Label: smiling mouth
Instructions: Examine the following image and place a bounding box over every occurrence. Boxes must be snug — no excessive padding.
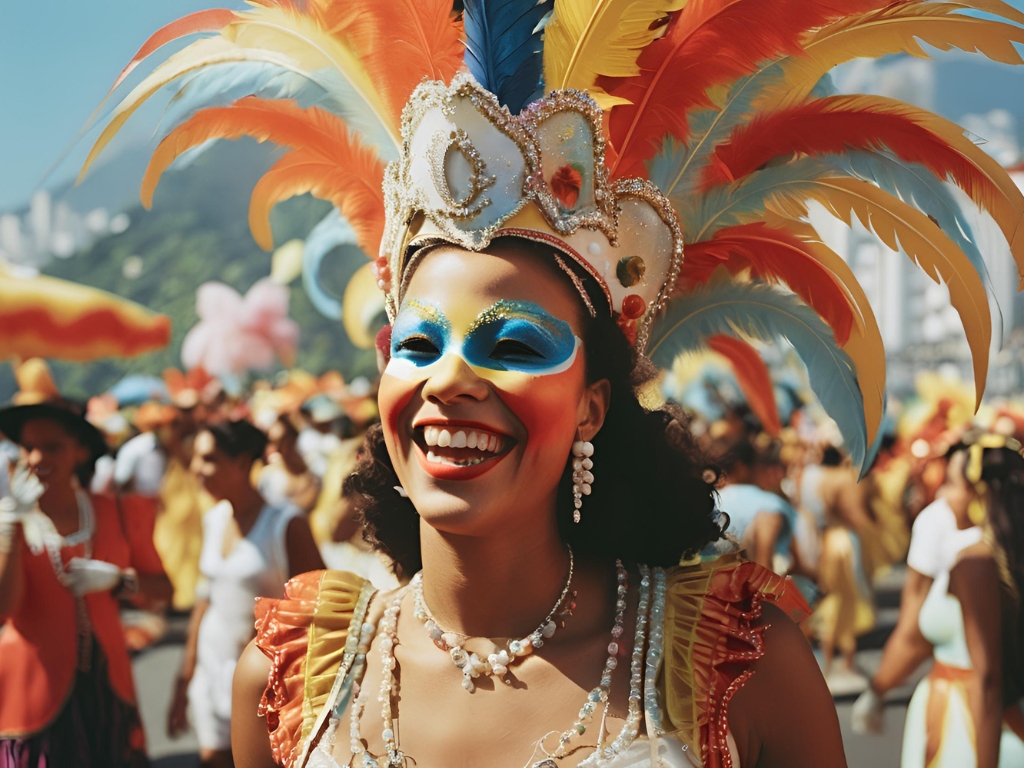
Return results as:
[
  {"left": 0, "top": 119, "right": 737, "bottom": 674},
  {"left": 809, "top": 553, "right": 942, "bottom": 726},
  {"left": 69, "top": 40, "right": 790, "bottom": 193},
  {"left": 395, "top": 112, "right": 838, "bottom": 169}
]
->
[{"left": 412, "top": 424, "right": 515, "bottom": 469}]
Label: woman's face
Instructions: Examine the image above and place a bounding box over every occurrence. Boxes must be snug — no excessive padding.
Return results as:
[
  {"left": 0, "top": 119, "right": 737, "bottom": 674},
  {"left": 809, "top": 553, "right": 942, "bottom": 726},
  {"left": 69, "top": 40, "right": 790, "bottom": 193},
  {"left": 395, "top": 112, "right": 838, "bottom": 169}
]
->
[
  {"left": 20, "top": 418, "right": 90, "bottom": 489},
  {"left": 938, "top": 449, "right": 976, "bottom": 528},
  {"left": 190, "top": 430, "right": 252, "bottom": 500},
  {"left": 377, "top": 244, "right": 608, "bottom": 536}
]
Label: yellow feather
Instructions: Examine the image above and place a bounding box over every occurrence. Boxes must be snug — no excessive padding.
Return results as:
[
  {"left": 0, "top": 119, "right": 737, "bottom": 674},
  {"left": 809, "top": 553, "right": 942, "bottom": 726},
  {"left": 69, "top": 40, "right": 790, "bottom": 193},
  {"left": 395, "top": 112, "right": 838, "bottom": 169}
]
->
[
  {"left": 776, "top": 218, "right": 886, "bottom": 446},
  {"left": 768, "top": 177, "right": 991, "bottom": 407},
  {"left": 342, "top": 262, "right": 386, "bottom": 349},
  {"left": 543, "top": 0, "right": 685, "bottom": 108},
  {"left": 80, "top": 5, "right": 397, "bottom": 184},
  {"left": 762, "top": 3, "right": 1024, "bottom": 112}
]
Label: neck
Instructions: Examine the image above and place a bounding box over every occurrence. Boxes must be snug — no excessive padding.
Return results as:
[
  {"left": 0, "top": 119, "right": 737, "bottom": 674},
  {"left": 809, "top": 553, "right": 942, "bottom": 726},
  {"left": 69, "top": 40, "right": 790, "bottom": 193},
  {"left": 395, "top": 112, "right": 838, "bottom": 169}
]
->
[
  {"left": 418, "top": 512, "right": 571, "bottom": 639},
  {"left": 39, "top": 480, "right": 80, "bottom": 521},
  {"left": 225, "top": 484, "right": 265, "bottom": 522}
]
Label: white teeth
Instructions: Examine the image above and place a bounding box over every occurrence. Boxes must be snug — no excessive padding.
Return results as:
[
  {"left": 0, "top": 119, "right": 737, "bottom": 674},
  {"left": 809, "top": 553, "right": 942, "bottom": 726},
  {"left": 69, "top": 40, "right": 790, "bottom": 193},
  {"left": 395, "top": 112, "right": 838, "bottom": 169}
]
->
[
  {"left": 418, "top": 426, "right": 507, "bottom": 454},
  {"left": 424, "top": 426, "right": 440, "bottom": 446},
  {"left": 426, "top": 450, "right": 486, "bottom": 467}
]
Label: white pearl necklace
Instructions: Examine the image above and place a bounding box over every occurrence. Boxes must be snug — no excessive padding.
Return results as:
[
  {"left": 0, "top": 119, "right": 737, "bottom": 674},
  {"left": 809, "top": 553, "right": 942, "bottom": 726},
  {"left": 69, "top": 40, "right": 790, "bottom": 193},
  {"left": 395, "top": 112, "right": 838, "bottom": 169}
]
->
[
  {"left": 411, "top": 546, "right": 575, "bottom": 692},
  {"left": 346, "top": 561, "right": 656, "bottom": 768}
]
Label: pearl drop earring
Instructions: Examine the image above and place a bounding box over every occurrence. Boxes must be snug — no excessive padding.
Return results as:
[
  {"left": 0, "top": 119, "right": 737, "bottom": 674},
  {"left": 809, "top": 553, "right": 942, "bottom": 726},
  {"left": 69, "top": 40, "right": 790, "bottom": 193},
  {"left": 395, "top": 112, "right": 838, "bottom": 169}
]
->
[{"left": 571, "top": 438, "right": 595, "bottom": 523}]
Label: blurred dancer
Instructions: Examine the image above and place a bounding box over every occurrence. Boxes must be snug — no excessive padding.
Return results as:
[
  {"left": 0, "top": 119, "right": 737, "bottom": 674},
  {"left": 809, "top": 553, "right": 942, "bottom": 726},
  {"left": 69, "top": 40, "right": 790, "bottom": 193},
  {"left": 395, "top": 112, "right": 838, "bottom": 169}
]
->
[
  {"left": 258, "top": 415, "right": 321, "bottom": 513},
  {"left": 716, "top": 439, "right": 798, "bottom": 573},
  {"left": 0, "top": 397, "right": 171, "bottom": 767},
  {"left": 167, "top": 420, "right": 323, "bottom": 768},
  {"left": 805, "top": 447, "right": 876, "bottom": 695}
]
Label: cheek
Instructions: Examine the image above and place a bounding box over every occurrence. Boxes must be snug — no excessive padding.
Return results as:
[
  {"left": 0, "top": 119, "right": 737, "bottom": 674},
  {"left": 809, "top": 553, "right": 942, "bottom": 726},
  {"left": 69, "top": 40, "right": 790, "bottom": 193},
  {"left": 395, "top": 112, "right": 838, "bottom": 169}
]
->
[
  {"left": 378, "top": 371, "right": 421, "bottom": 455},
  {"left": 493, "top": 368, "right": 583, "bottom": 458}
]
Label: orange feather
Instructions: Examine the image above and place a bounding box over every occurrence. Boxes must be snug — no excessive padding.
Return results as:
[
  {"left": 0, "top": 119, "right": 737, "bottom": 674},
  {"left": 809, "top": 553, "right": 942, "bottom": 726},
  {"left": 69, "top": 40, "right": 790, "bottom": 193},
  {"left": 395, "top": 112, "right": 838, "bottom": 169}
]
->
[
  {"left": 604, "top": 0, "right": 890, "bottom": 179},
  {"left": 249, "top": 146, "right": 387, "bottom": 254},
  {"left": 142, "top": 97, "right": 385, "bottom": 251},
  {"left": 706, "top": 334, "right": 782, "bottom": 435},
  {"left": 678, "top": 223, "right": 856, "bottom": 344},
  {"left": 315, "top": 0, "right": 464, "bottom": 128},
  {"left": 702, "top": 95, "right": 1016, "bottom": 214},
  {"left": 108, "top": 9, "right": 237, "bottom": 94}
]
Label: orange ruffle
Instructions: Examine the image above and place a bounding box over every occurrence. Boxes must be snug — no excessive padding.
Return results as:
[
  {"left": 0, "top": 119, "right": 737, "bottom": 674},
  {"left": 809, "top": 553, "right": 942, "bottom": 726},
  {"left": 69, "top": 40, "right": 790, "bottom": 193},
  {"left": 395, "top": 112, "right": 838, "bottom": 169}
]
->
[
  {"left": 659, "top": 553, "right": 809, "bottom": 768},
  {"left": 254, "top": 570, "right": 368, "bottom": 768}
]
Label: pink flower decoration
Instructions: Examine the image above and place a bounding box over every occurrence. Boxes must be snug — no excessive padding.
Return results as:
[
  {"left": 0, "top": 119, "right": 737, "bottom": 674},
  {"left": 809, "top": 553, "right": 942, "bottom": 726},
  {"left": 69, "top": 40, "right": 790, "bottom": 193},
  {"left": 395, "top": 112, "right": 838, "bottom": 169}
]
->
[{"left": 182, "top": 278, "right": 299, "bottom": 378}]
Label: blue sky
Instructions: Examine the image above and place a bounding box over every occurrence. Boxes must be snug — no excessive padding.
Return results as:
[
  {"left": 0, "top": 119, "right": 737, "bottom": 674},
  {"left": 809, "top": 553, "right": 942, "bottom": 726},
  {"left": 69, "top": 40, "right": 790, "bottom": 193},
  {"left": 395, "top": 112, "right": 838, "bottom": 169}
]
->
[{"left": 2, "top": 0, "right": 1024, "bottom": 212}]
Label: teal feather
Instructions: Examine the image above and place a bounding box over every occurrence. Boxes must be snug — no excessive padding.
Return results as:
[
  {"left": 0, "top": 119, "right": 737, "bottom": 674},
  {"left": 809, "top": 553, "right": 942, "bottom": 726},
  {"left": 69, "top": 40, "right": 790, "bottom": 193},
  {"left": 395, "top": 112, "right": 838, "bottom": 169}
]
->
[
  {"left": 647, "top": 69, "right": 790, "bottom": 200},
  {"left": 301, "top": 210, "right": 367, "bottom": 320},
  {"left": 648, "top": 280, "right": 868, "bottom": 470},
  {"left": 826, "top": 150, "right": 991, "bottom": 289},
  {"left": 677, "top": 157, "right": 836, "bottom": 241},
  {"left": 463, "top": 0, "right": 554, "bottom": 113}
]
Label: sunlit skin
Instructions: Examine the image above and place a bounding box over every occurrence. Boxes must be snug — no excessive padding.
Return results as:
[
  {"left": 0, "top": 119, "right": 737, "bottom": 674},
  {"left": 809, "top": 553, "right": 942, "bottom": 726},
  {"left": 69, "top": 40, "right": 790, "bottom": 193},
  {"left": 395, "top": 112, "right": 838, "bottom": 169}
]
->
[
  {"left": 377, "top": 243, "right": 607, "bottom": 539},
  {"left": 190, "top": 429, "right": 255, "bottom": 504},
  {"left": 232, "top": 242, "right": 849, "bottom": 768}
]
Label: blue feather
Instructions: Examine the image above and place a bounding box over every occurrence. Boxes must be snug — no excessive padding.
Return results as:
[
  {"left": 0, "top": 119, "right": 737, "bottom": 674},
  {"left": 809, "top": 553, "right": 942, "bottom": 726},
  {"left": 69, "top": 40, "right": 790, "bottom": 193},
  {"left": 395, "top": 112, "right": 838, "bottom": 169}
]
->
[
  {"left": 463, "top": 0, "right": 553, "bottom": 113},
  {"left": 301, "top": 210, "right": 368, "bottom": 320},
  {"left": 826, "top": 151, "right": 991, "bottom": 289},
  {"left": 648, "top": 280, "right": 868, "bottom": 471},
  {"left": 647, "top": 69, "right": 791, "bottom": 200},
  {"left": 157, "top": 61, "right": 400, "bottom": 161}
]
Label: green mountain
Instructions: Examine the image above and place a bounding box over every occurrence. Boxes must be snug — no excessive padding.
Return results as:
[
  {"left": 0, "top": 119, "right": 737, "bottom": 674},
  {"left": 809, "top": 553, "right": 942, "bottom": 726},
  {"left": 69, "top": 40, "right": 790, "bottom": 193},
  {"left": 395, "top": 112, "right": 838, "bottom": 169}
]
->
[{"left": 0, "top": 140, "right": 379, "bottom": 402}]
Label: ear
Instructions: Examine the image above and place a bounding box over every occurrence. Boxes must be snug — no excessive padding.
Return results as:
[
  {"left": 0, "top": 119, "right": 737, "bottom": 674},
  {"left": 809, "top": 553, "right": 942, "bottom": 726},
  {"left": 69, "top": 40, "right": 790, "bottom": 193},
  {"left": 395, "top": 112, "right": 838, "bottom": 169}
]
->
[{"left": 576, "top": 378, "right": 611, "bottom": 442}]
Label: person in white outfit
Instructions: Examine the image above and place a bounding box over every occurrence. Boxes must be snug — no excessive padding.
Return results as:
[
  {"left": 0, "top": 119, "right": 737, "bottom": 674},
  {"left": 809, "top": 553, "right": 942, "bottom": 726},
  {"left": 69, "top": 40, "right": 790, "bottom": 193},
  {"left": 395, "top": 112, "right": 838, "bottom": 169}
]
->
[{"left": 166, "top": 420, "right": 324, "bottom": 768}]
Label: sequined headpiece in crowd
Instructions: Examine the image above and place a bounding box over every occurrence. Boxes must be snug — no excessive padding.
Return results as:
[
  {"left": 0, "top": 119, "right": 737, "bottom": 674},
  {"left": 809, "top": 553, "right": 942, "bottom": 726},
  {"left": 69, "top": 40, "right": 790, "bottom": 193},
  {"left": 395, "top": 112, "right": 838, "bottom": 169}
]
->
[{"left": 82, "top": 0, "right": 1024, "bottom": 471}]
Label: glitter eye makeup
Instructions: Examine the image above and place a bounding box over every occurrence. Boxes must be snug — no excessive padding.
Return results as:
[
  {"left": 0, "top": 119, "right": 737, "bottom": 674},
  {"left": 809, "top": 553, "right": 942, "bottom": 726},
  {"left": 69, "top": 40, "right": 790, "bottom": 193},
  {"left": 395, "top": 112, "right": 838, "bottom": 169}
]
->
[
  {"left": 462, "top": 300, "right": 579, "bottom": 375},
  {"left": 387, "top": 298, "right": 580, "bottom": 381}
]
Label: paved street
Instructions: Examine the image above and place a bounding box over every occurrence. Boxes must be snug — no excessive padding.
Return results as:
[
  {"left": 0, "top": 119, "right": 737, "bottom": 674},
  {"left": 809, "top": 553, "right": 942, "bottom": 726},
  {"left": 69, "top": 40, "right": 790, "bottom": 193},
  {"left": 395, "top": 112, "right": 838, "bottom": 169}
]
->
[{"left": 132, "top": 569, "right": 920, "bottom": 767}]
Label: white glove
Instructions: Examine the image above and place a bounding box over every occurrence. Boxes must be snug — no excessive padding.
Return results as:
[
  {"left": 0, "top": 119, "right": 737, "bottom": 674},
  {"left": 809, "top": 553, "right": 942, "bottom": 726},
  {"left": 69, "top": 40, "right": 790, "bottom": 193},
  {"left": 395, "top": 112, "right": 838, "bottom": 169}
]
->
[
  {"left": 851, "top": 688, "right": 885, "bottom": 735},
  {"left": 65, "top": 558, "right": 125, "bottom": 596},
  {"left": 0, "top": 464, "right": 45, "bottom": 550}
]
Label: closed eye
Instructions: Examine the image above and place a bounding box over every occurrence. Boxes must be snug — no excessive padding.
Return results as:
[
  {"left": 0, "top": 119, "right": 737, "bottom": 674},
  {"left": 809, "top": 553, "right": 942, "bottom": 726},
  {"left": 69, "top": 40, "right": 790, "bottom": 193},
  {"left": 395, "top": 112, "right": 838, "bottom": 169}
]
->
[
  {"left": 396, "top": 336, "right": 440, "bottom": 356},
  {"left": 491, "top": 339, "right": 543, "bottom": 359}
]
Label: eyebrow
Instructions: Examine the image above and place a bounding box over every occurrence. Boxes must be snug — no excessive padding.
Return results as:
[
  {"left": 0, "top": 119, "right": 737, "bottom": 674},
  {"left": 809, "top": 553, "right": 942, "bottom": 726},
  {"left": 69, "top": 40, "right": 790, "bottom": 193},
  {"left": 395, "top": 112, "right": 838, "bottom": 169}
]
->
[
  {"left": 466, "top": 300, "right": 571, "bottom": 338},
  {"left": 401, "top": 299, "right": 452, "bottom": 333}
]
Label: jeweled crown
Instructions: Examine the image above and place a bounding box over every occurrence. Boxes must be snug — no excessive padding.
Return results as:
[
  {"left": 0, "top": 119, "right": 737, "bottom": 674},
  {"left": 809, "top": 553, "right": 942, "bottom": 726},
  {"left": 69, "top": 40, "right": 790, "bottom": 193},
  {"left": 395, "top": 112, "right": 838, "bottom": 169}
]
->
[{"left": 381, "top": 75, "right": 682, "bottom": 348}]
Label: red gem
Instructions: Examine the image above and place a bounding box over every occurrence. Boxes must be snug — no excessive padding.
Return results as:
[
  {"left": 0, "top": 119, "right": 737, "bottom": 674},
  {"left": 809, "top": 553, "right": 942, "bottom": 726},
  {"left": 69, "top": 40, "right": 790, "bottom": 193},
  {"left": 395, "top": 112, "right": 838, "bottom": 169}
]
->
[
  {"left": 551, "top": 164, "right": 583, "bottom": 210},
  {"left": 621, "top": 294, "right": 646, "bottom": 320}
]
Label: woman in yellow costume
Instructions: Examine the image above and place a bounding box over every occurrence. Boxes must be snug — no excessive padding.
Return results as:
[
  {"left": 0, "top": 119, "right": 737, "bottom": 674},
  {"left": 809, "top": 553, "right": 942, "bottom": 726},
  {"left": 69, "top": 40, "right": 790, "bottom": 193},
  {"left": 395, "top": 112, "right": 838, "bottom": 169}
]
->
[{"left": 83, "top": 0, "right": 1024, "bottom": 764}]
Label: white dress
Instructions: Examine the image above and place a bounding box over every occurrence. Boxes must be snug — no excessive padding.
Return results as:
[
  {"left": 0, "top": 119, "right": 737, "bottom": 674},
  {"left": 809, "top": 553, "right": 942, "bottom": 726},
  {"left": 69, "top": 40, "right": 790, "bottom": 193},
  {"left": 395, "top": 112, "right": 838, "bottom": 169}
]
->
[
  {"left": 901, "top": 530, "right": 1024, "bottom": 768},
  {"left": 188, "top": 500, "right": 301, "bottom": 750}
]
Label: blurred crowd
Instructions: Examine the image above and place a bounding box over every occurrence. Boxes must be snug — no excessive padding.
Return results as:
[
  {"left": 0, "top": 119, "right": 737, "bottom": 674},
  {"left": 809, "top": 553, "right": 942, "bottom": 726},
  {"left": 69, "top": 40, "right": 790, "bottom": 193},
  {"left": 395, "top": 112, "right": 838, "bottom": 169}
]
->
[{"left": 3, "top": 356, "right": 1024, "bottom": 767}]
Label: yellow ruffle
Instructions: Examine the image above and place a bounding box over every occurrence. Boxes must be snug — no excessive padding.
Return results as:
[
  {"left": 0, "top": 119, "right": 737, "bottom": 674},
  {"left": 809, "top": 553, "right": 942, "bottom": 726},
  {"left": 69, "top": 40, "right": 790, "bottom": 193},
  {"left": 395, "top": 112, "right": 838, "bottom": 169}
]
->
[
  {"left": 659, "top": 553, "right": 809, "bottom": 767},
  {"left": 255, "top": 570, "right": 368, "bottom": 768}
]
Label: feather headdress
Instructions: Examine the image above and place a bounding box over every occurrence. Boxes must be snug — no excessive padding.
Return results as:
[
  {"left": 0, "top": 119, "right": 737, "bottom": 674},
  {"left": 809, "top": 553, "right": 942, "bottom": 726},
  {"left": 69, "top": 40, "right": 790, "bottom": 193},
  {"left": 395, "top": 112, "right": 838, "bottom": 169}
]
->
[{"left": 81, "top": 0, "right": 1024, "bottom": 471}]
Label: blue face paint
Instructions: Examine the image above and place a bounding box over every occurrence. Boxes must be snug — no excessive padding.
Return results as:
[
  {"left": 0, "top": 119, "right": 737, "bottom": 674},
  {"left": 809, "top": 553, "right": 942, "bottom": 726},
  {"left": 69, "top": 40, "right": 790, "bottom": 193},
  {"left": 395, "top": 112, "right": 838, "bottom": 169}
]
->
[
  {"left": 462, "top": 300, "right": 578, "bottom": 374},
  {"left": 389, "top": 299, "right": 579, "bottom": 378}
]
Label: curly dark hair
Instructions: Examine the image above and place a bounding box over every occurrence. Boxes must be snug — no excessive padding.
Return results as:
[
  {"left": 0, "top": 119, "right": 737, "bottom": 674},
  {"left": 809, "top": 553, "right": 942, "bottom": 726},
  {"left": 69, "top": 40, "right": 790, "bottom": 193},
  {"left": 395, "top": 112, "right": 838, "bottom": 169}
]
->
[{"left": 343, "top": 245, "right": 724, "bottom": 575}]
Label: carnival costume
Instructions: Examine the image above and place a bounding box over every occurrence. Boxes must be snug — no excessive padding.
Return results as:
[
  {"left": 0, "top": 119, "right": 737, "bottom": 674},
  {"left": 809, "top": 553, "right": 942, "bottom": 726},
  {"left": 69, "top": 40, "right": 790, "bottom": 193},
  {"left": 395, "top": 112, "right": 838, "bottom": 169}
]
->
[
  {"left": 82, "top": 0, "right": 1024, "bottom": 764},
  {"left": 0, "top": 399, "right": 165, "bottom": 768}
]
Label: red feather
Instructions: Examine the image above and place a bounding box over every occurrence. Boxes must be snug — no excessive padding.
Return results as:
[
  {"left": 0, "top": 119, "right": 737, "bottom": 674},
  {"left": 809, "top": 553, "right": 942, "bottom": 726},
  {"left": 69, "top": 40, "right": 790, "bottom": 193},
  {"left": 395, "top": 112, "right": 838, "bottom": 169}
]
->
[
  {"left": 604, "top": 0, "right": 890, "bottom": 179},
  {"left": 701, "top": 94, "right": 1008, "bottom": 204},
  {"left": 706, "top": 334, "right": 782, "bottom": 436},
  {"left": 678, "top": 223, "right": 856, "bottom": 344}
]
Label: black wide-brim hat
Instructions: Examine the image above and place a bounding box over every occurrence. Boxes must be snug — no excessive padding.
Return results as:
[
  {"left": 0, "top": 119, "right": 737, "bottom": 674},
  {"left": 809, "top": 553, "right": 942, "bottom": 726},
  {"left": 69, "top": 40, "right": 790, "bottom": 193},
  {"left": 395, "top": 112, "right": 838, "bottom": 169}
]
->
[{"left": 0, "top": 399, "right": 108, "bottom": 464}]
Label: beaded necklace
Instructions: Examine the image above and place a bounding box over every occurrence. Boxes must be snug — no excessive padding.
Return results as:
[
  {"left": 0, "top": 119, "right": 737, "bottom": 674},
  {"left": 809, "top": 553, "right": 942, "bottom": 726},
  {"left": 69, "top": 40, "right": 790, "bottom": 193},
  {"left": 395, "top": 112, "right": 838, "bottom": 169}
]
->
[
  {"left": 411, "top": 545, "right": 576, "bottom": 691},
  {"left": 347, "top": 561, "right": 655, "bottom": 768}
]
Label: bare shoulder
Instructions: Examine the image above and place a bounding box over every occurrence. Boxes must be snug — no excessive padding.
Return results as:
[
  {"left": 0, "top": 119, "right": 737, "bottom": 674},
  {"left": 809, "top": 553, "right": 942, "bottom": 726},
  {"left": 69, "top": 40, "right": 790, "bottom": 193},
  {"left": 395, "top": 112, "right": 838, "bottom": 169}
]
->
[
  {"left": 951, "top": 542, "right": 999, "bottom": 592},
  {"left": 234, "top": 638, "right": 272, "bottom": 695},
  {"left": 729, "top": 602, "right": 847, "bottom": 768}
]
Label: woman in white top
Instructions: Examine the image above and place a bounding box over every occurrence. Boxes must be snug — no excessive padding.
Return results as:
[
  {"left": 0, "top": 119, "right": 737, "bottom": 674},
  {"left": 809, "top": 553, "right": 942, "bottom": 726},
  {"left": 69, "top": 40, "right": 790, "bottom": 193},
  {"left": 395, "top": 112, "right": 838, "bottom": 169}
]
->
[
  {"left": 900, "top": 437, "right": 1024, "bottom": 768},
  {"left": 167, "top": 420, "right": 324, "bottom": 768}
]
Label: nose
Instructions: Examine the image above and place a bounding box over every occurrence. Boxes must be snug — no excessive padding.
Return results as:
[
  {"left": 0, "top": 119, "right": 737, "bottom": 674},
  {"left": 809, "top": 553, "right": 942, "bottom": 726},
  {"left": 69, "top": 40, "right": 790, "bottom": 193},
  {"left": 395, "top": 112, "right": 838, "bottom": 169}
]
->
[
  {"left": 26, "top": 449, "right": 43, "bottom": 468},
  {"left": 420, "top": 354, "right": 489, "bottom": 406}
]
